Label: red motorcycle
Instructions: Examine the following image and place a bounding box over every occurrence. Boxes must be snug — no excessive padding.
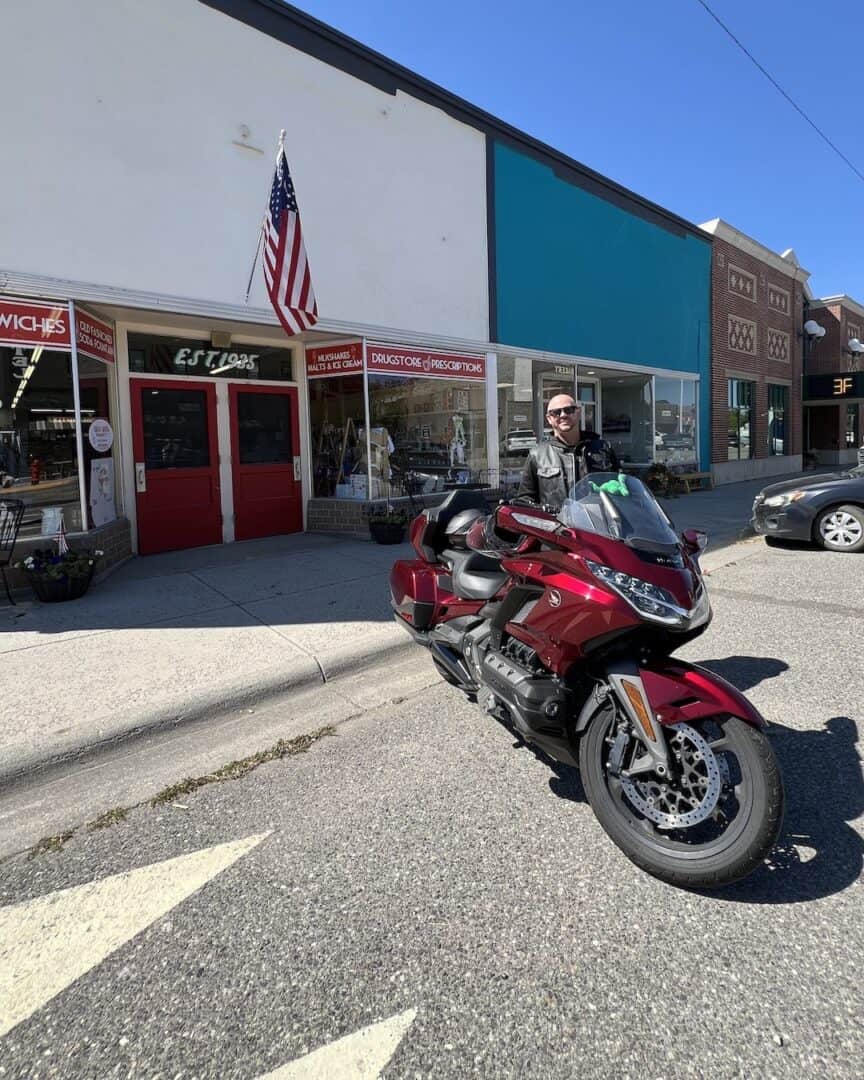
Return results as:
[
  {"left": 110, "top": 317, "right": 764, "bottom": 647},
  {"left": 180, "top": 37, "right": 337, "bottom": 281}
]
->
[{"left": 390, "top": 472, "right": 783, "bottom": 888}]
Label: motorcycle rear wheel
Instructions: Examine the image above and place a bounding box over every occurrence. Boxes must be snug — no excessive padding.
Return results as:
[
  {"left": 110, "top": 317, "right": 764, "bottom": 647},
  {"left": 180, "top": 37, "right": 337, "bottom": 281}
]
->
[{"left": 579, "top": 704, "right": 783, "bottom": 889}]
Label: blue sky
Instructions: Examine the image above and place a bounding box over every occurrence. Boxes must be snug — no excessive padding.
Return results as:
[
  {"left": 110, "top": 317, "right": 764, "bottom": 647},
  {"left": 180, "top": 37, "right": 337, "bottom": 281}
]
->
[{"left": 294, "top": 0, "right": 864, "bottom": 301}]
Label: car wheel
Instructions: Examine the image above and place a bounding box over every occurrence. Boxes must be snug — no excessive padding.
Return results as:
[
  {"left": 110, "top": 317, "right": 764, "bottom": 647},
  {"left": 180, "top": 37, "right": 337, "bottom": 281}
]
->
[{"left": 816, "top": 504, "right": 864, "bottom": 552}]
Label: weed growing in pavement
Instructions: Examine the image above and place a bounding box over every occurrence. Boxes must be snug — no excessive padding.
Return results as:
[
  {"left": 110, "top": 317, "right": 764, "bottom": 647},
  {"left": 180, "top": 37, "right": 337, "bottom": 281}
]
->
[
  {"left": 20, "top": 726, "right": 337, "bottom": 862},
  {"left": 149, "top": 726, "right": 337, "bottom": 806},
  {"left": 28, "top": 832, "right": 75, "bottom": 859},
  {"left": 87, "top": 807, "right": 128, "bottom": 831}
]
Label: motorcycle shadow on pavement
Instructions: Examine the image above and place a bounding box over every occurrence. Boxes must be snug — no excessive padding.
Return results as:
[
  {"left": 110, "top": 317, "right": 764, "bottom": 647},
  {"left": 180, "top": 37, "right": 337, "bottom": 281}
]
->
[
  {"left": 697, "top": 656, "right": 863, "bottom": 903},
  {"left": 706, "top": 714, "right": 863, "bottom": 904}
]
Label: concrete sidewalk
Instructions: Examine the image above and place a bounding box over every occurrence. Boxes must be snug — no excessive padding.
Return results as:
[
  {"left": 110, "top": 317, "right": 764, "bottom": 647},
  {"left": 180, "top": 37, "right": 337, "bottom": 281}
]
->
[{"left": 0, "top": 472, "right": 798, "bottom": 780}]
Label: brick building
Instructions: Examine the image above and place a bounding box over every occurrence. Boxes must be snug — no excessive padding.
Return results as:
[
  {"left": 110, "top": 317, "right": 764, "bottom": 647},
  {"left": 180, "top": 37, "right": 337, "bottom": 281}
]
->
[
  {"left": 801, "top": 295, "right": 864, "bottom": 466},
  {"left": 700, "top": 219, "right": 810, "bottom": 485}
]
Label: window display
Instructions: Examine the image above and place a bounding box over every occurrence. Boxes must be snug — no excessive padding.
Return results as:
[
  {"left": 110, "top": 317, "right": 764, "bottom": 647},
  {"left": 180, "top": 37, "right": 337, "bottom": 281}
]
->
[
  {"left": 308, "top": 343, "right": 488, "bottom": 500},
  {"left": 369, "top": 376, "right": 486, "bottom": 495},
  {"left": 768, "top": 385, "right": 789, "bottom": 456},
  {"left": 497, "top": 356, "right": 577, "bottom": 489},
  {"left": 654, "top": 377, "right": 697, "bottom": 467},
  {"left": 728, "top": 379, "right": 754, "bottom": 460},
  {"left": 601, "top": 375, "right": 653, "bottom": 464},
  {"left": 309, "top": 374, "right": 365, "bottom": 497},
  {"left": 0, "top": 346, "right": 83, "bottom": 537}
]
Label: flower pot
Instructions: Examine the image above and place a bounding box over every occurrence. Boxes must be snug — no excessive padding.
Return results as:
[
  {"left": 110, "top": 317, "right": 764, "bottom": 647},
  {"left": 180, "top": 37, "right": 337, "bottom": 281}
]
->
[
  {"left": 369, "top": 520, "right": 406, "bottom": 545},
  {"left": 29, "top": 568, "right": 94, "bottom": 603}
]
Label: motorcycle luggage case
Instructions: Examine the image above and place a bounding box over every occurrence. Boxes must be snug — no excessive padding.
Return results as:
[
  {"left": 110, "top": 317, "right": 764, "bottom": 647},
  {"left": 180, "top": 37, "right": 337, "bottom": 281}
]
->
[{"left": 390, "top": 559, "right": 438, "bottom": 631}]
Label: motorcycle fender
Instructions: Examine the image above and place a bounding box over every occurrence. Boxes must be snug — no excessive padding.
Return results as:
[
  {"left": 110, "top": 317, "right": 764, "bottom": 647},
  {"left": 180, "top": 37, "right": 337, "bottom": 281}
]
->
[
  {"left": 639, "top": 660, "right": 767, "bottom": 730},
  {"left": 571, "top": 660, "right": 767, "bottom": 737}
]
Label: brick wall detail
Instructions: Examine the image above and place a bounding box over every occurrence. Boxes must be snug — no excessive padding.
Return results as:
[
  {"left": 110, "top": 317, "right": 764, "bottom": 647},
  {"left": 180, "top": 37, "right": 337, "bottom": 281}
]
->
[{"left": 710, "top": 237, "right": 803, "bottom": 465}]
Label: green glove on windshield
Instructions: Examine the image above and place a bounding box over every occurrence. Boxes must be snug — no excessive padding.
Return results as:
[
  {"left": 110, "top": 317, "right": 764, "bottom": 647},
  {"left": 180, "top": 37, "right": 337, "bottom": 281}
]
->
[{"left": 589, "top": 473, "right": 630, "bottom": 497}]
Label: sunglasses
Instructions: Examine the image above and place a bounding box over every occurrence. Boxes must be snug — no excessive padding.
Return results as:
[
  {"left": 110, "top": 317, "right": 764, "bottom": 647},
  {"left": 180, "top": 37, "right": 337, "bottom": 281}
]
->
[{"left": 547, "top": 405, "right": 578, "bottom": 418}]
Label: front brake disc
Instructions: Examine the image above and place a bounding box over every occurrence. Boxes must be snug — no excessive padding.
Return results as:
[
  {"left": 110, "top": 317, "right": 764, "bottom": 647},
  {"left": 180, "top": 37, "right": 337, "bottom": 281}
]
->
[{"left": 620, "top": 722, "right": 723, "bottom": 830}]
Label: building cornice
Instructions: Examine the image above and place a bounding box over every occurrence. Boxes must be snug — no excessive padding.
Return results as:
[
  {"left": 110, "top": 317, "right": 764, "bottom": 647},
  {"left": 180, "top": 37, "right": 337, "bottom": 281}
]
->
[
  {"left": 809, "top": 295, "right": 864, "bottom": 320},
  {"left": 699, "top": 218, "right": 811, "bottom": 284}
]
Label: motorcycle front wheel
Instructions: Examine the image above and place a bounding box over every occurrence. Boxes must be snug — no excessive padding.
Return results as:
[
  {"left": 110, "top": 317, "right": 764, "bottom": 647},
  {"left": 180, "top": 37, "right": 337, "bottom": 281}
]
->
[{"left": 579, "top": 704, "right": 784, "bottom": 889}]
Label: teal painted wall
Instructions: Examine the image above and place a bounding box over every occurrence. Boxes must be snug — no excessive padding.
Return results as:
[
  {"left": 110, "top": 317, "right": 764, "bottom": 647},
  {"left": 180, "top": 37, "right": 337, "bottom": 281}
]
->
[{"left": 493, "top": 142, "right": 712, "bottom": 465}]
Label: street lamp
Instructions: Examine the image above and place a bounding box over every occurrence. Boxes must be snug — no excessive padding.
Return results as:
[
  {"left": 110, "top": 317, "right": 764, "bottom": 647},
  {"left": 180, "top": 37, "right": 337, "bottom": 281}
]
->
[
  {"left": 843, "top": 337, "right": 864, "bottom": 369},
  {"left": 802, "top": 319, "right": 827, "bottom": 339}
]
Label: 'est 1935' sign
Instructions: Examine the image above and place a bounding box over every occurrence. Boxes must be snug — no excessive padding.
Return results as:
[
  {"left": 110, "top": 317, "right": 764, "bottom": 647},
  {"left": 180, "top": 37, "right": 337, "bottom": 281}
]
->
[{"left": 173, "top": 348, "right": 259, "bottom": 372}]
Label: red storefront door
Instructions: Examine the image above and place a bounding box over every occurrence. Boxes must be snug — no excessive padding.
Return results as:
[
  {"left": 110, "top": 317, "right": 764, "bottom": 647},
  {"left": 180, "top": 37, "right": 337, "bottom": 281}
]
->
[
  {"left": 131, "top": 380, "right": 222, "bottom": 555},
  {"left": 229, "top": 385, "right": 302, "bottom": 541}
]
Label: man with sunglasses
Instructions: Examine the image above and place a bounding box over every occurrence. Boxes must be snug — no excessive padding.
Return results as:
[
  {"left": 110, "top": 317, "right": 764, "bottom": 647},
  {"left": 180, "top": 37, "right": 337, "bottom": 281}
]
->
[{"left": 517, "top": 394, "right": 619, "bottom": 510}]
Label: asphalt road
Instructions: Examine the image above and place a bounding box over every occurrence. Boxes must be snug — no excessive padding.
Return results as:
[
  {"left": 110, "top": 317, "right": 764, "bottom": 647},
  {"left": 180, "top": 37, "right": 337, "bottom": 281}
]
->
[{"left": 0, "top": 539, "right": 862, "bottom": 1079}]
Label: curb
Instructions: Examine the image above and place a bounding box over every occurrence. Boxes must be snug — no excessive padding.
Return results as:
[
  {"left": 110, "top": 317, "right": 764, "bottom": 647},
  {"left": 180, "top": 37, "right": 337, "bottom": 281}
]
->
[
  {"left": 2, "top": 527, "right": 764, "bottom": 787},
  {"left": 0, "top": 624, "right": 417, "bottom": 788}
]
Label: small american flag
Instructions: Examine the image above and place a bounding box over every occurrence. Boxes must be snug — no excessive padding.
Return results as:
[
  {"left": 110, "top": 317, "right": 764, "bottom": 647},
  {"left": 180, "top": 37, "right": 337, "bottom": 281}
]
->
[
  {"left": 55, "top": 514, "right": 69, "bottom": 555},
  {"left": 262, "top": 139, "right": 318, "bottom": 335}
]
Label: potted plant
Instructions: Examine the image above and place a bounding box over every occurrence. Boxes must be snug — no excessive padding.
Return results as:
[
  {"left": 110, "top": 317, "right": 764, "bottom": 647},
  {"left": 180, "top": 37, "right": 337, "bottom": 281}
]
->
[
  {"left": 16, "top": 548, "right": 103, "bottom": 603},
  {"left": 367, "top": 502, "right": 409, "bottom": 544},
  {"left": 644, "top": 463, "right": 674, "bottom": 498}
]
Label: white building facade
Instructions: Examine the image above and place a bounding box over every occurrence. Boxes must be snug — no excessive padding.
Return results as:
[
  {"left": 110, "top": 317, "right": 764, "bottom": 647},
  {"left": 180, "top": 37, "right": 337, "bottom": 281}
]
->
[{"left": 2, "top": 0, "right": 712, "bottom": 564}]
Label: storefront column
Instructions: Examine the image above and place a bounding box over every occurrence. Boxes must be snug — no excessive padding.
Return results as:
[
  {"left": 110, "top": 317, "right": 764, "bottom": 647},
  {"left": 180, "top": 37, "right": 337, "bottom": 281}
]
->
[
  {"left": 67, "top": 302, "right": 90, "bottom": 535},
  {"left": 361, "top": 337, "right": 374, "bottom": 502},
  {"left": 215, "top": 381, "right": 235, "bottom": 544},
  {"left": 485, "top": 351, "right": 499, "bottom": 488}
]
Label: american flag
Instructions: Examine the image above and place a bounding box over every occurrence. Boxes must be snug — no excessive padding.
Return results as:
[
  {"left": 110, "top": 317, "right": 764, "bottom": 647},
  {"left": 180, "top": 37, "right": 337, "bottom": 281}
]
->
[{"left": 263, "top": 143, "right": 318, "bottom": 335}]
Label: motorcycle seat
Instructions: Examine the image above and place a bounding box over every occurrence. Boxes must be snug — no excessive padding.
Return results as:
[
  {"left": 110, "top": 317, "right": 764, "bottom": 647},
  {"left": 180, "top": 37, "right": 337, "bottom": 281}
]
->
[{"left": 444, "top": 549, "right": 508, "bottom": 600}]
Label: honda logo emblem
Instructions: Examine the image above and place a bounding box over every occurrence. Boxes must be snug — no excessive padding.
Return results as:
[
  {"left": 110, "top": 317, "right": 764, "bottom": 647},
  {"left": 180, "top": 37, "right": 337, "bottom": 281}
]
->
[{"left": 548, "top": 590, "right": 562, "bottom": 608}]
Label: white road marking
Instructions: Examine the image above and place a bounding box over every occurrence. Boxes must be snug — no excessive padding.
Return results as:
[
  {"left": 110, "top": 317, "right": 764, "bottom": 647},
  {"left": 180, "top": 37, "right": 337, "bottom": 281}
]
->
[
  {"left": 259, "top": 1009, "right": 417, "bottom": 1079},
  {"left": 0, "top": 832, "right": 270, "bottom": 1039}
]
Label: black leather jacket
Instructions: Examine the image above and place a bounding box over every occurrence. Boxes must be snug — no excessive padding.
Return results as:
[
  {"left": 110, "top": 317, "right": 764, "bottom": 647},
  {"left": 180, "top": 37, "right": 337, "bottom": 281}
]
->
[{"left": 517, "top": 433, "right": 619, "bottom": 510}]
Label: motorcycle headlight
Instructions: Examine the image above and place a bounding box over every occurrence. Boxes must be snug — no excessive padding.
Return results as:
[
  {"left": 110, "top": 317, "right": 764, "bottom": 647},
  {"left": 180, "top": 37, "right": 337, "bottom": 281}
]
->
[
  {"left": 763, "top": 491, "right": 806, "bottom": 508},
  {"left": 585, "top": 559, "right": 708, "bottom": 628}
]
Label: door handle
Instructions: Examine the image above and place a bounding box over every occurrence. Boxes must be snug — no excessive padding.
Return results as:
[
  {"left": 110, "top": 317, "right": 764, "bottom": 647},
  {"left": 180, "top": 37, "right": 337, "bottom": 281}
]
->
[
  {"left": 135, "top": 462, "right": 147, "bottom": 493},
  {"left": 293, "top": 456, "right": 301, "bottom": 481}
]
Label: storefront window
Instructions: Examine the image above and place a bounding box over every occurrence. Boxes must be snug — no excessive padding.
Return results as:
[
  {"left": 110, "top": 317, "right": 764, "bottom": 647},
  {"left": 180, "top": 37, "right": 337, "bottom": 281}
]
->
[
  {"left": 728, "top": 379, "right": 754, "bottom": 460},
  {"left": 602, "top": 374, "right": 652, "bottom": 463},
  {"left": 654, "top": 378, "right": 697, "bottom": 466},
  {"left": 309, "top": 374, "right": 365, "bottom": 497},
  {"left": 370, "top": 376, "right": 486, "bottom": 497},
  {"left": 0, "top": 346, "right": 83, "bottom": 537},
  {"left": 128, "top": 334, "right": 294, "bottom": 381},
  {"left": 497, "top": 357, "right": 576, "bottom": 485},
  {"left": 767, "top": 384, "right": 789, "bottom": 456}
]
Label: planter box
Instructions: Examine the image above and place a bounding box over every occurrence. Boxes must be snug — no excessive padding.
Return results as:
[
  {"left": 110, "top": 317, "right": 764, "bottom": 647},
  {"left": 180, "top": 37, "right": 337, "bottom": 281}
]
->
[
  {"left": 369, "top": 521, "right": 406, "bottom": 545},
  {"left": 29, "top": 568, "right": 94, "bottom": 603}
]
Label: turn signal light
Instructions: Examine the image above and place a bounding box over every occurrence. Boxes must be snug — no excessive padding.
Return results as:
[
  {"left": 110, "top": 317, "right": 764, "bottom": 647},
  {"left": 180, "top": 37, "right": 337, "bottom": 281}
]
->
[{"left": 622, "top": 679, "right": 656, "bottom": 742}]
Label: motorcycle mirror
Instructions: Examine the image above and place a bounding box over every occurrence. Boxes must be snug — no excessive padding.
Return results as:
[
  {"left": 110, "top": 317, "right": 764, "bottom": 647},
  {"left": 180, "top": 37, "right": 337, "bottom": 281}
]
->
[{"left": 682, "top": 528, "right": 709, "bottom": 553}]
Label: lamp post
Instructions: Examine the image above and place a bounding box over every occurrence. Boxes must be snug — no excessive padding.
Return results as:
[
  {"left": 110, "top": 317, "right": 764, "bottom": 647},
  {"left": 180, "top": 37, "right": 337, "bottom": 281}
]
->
[{"left": 843, "top": 338, "right": 864, "bottom": 370}]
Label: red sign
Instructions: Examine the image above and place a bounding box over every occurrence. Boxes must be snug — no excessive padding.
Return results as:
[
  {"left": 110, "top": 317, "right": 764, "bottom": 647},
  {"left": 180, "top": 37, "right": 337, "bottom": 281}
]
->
[
  {"left": 367, "top": 344, "right": 486, "bottom": 381},
  {"left": 0, "top": 297, "right": 71, "bottom": 349},
  {"left": 75, "top": 308, "right": 115, "bottom": 364},
  {"left": 306, "top": 341, "right": 363, "bottom": 379}
]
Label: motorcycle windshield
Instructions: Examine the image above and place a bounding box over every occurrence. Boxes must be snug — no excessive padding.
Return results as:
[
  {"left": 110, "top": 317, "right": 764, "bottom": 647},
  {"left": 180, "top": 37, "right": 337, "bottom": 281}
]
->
[{"left": 558, "top": 472, "right": 680, "bottom": 551}]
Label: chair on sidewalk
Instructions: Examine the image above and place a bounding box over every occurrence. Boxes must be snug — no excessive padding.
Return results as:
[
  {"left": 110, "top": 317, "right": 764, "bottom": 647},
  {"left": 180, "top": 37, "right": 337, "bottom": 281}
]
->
[{"left": 0, "top": 498, "right": 26, "bottom": 605}]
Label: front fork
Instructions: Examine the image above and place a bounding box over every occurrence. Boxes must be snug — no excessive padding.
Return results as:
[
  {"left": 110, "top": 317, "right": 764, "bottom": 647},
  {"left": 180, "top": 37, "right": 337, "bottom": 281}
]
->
[{"left": 603, "top": 666, "right": 673, "bottom": 779}]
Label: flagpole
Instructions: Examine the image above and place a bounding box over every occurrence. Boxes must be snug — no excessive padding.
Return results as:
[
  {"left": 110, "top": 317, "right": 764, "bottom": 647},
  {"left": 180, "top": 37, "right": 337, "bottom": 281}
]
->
[{"left": 244, "top": 129, "right": 287, "bottom": 305}]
